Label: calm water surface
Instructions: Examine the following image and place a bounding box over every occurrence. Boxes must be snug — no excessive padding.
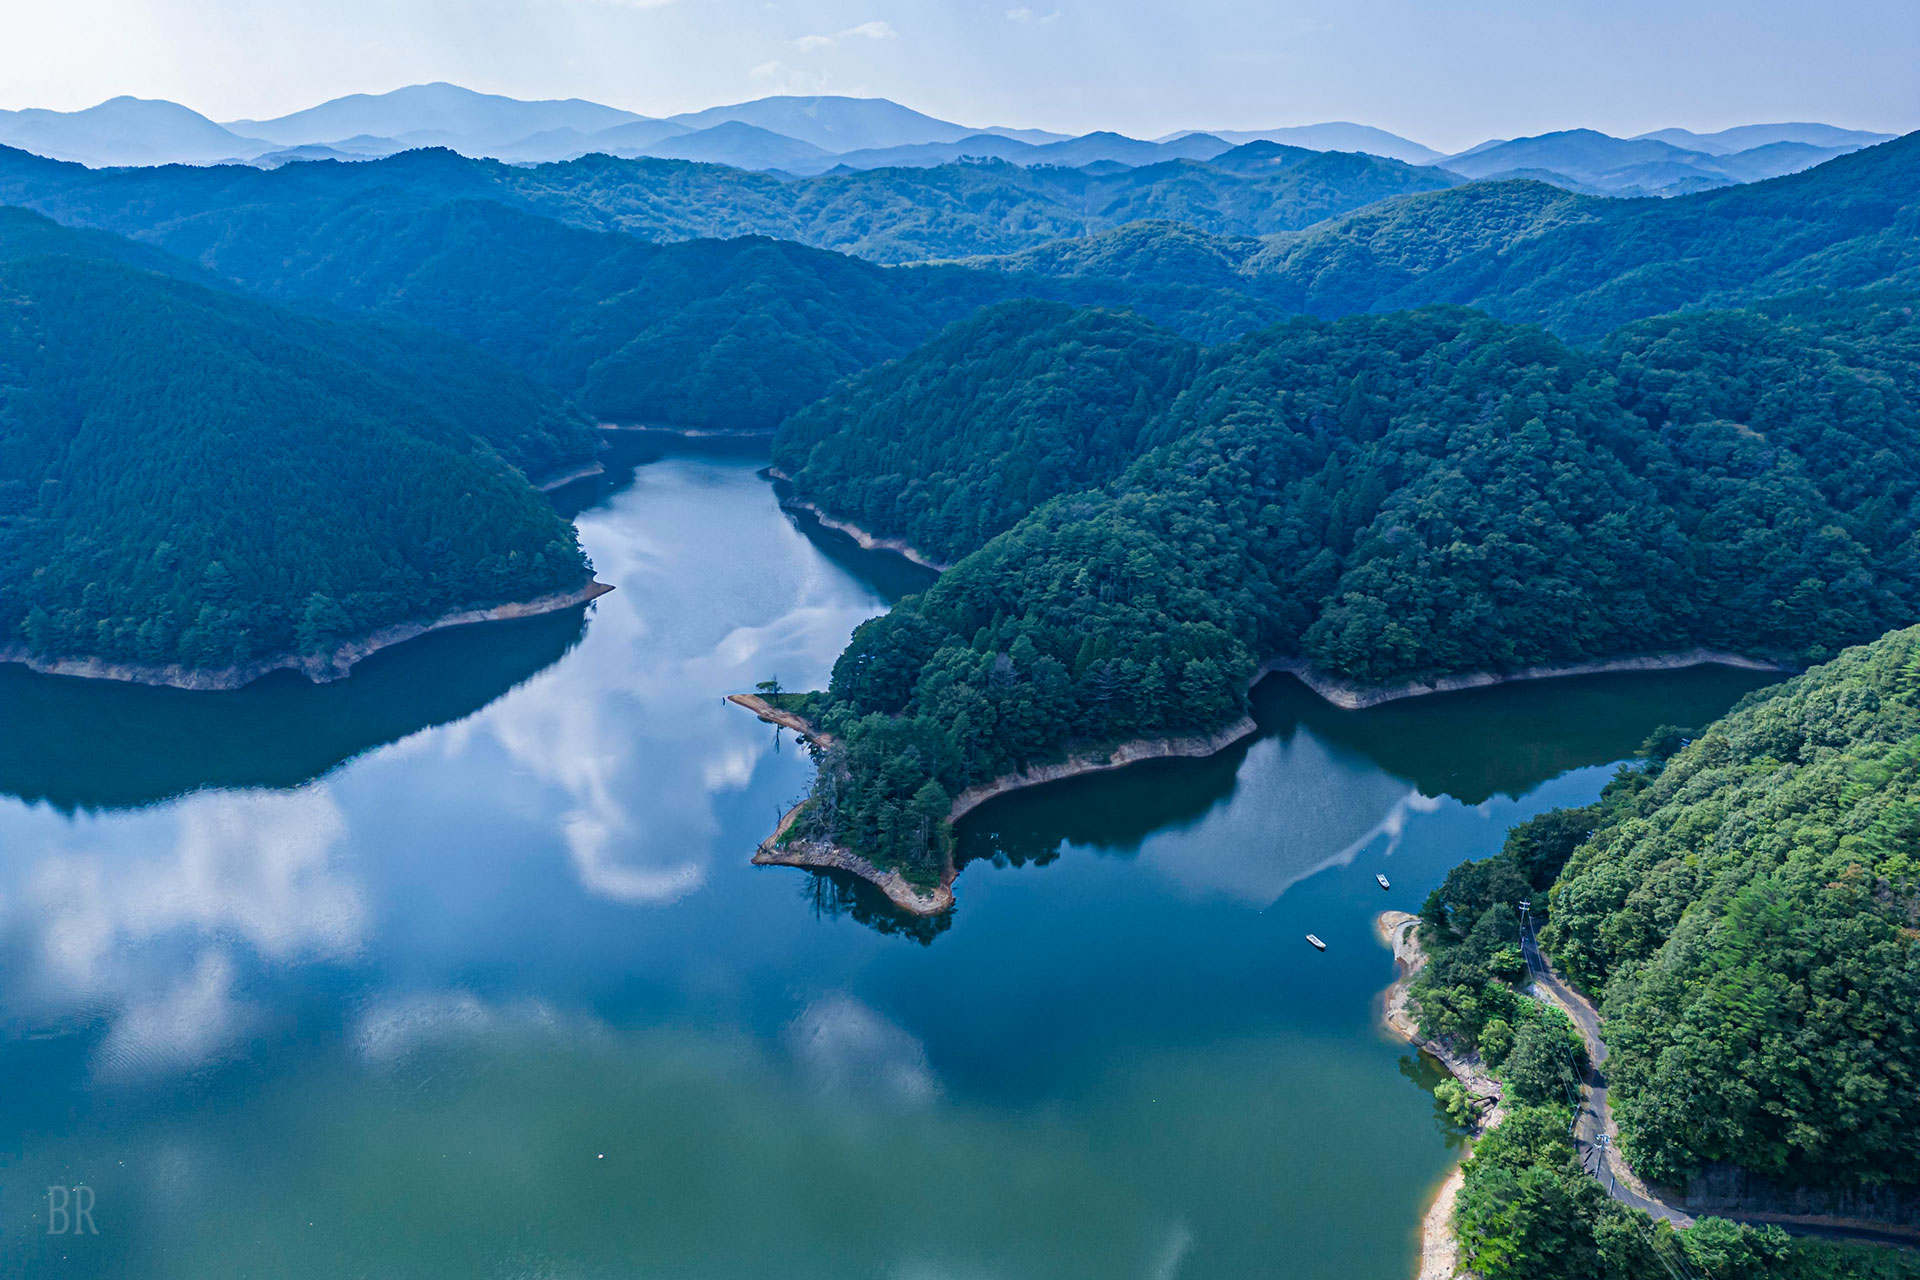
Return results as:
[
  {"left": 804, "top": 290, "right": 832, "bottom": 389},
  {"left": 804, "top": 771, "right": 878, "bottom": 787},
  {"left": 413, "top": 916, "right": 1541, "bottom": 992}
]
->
[{"left": 0, "top": 437, "right": 1779, "bottom": 1279}]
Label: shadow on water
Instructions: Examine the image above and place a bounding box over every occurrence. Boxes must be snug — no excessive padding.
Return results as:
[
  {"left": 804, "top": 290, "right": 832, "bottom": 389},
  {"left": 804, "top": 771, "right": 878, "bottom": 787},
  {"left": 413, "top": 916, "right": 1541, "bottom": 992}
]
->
[
  {"left": 797, "top": 868, "right": 953, "bottom": 945},
  {"left": 767, "top": 476, "right": 943, "bottom": 604},
  {"left": 0, "top": 606, "right": 592, "bottom": 813},
  {"left": 1269, "top": 664, "right": 1785, "bottom": 805},
  {"left": 951, "top": 661, "right": 1784, "bottom": 878}
]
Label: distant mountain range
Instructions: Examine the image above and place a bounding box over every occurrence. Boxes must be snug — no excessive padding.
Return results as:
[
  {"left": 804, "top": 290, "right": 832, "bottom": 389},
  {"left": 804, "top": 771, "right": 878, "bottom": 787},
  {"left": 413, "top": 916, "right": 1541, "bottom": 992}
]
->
[
  {"left": 0, "top": 83, "right": 1898, "bottom": 202},
  {"left": 1434, "top": 126, "right": 1894, "bottom": 196}
]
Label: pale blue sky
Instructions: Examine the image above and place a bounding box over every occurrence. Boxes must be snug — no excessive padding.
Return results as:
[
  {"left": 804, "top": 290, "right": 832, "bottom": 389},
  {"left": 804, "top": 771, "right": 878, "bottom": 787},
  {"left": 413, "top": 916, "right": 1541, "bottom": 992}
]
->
[{"left": 5, "top": 0, "right": 1915, "bottom": 151}]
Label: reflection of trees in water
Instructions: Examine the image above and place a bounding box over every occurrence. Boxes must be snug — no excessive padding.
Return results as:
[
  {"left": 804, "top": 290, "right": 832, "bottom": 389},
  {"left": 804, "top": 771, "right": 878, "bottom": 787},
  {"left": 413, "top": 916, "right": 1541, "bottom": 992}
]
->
[
  {"left": 1264, "top": 667, "right": 1781, "bottom": 806},
  {"left": 0, "top": 606, "right": 590, "bottom": 813},
  {"left": 955, "top": 738, "right": 1260, "bottom": 871},
  {"left": 1398, "top": 1051, "right": 1476, "bottom": 1152},
  {"left": 798, "top": 869, "right": 951, "bottom": 946},
  {"left": 947, "top": 665, "right": 1779, "bottom": 894}
]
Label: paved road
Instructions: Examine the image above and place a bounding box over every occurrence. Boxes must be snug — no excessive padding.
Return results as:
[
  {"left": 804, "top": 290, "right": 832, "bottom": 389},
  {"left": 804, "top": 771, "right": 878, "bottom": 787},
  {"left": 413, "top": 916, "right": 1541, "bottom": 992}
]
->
[
  {"left": 1519, "top": 926, "right": 1693, "bottom": 1225},
  {"left": 1520, "top": 920, "right": 1920, "bottom": 1250}
]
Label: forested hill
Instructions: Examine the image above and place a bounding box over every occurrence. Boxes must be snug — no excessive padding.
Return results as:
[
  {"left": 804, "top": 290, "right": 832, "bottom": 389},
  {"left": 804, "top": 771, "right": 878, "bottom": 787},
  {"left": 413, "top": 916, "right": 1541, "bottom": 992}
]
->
[
  {"left": 969, "top": 134, "right": 1920, "bottom": 338},
  {"left": 0, "top": 136, "right": 1909, "bottom": 434},
  {"left": 1401, "top": 631, "right": 1919, "bottom": 1277},
  {"left": 0, "top": 210, "right": 595, "bottom": 673},
  {"left": 0, "top": 163, "right": 1279, "bottom": 428},
  {"left": 772, "top": 301, "right": 1199, "bottom": 562},
  {"left": 0, "top": 139, "right": 1457, "bottom": 265},
  {"left": 772, "top": 296, "right": 1920, "bottom": 875},
  {"left": 1543, "top": 627, "right": 1920, "bottom": 1189}
]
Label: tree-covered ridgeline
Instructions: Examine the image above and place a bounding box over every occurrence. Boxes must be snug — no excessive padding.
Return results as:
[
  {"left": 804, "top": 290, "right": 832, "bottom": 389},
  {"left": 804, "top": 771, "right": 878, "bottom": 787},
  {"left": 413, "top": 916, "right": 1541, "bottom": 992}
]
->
[
  {"left": 771, "top": 294, "right": 1920, "bottom": 879},
  {"left": 0, "top": 131, "right": 1912, "bottom": 434},
  {"left": 0, "top": 138, "right": 1459, "bottom": 266},
  {"left": 0, "top": 178, "right": 1277, "bottom": 431},
  {"left": 1543, "top": 626, "right": 1920, "bottom": 1190},
  {"left": 0, "top": 211, "right": 595, "bottom": 671},
  {"left": 972, "top": 132, "right": 1920, "bottom": 340},
  {"left": 1407, "top": 630, "right": 1920, "bottom": 1276},
  {"left": 772, "top": 301, "right": 1198, "bottom": 563}
]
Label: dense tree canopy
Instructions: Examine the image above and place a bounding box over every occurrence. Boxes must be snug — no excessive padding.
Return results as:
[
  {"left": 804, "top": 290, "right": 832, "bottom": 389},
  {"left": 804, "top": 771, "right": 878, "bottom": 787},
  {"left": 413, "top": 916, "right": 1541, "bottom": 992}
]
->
[
  {"left": 1545, "top": 627, "right": 1920, "bottom": 1188},
  {"left": 774, "top": 297, "right": 1920, "bottom": 880},
  {"left": 0, "top": 139, "right": 1458, "bottom": 266},
  {"left": 0, "top": 211, "right": 594, "bottom": 670},
  {"left": 773, "top": 300, "right": 1198, "bottom": 562},
  {"left": 1424, "top": 632, "right": 1920, "bottom": 1273}
]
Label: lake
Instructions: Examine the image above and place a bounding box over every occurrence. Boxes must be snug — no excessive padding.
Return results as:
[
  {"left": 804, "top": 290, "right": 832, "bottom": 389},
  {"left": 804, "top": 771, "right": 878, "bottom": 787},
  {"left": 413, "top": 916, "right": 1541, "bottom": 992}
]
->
[{"left": 0, "top": 435, "right": 1779, "bottom": 1279}]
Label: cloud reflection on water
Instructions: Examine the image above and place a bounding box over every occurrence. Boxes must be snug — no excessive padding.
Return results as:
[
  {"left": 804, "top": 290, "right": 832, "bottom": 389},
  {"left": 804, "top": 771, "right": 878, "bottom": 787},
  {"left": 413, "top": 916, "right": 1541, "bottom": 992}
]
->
[
  {"left": 1, "top": 786, "right": 363, "bottom": 1078},
  {"left": 1136, "top": 729, "right": 1427, "bottom": 908}
]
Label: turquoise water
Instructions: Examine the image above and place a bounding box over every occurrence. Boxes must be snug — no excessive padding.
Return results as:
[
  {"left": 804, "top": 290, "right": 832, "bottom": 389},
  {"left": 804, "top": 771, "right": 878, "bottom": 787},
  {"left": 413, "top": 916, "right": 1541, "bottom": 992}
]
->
[{"left": 0, "top": 436, "right": 1778, "bottom": 1278}]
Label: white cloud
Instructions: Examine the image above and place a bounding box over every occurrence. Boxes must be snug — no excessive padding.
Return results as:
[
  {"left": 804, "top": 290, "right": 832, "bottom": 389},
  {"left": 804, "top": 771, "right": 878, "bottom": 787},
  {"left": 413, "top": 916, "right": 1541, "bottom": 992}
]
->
[
  {"left": 0, "top": 786, "right": 365, "bottom": 1080},
  {"left": 792, "top": 19, "right": 898, "bottom": 52},
  {"left": 1005, "top": 7, "right": 1061, "bottom": 24}
]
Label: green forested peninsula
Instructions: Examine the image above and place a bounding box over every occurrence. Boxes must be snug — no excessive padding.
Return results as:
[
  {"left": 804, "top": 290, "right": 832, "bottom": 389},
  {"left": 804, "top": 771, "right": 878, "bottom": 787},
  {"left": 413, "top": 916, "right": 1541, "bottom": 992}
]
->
[
  {"left": 773, "top": 295, "right": 1920, "bottom": 876},
  {"left": 0, "top": 211, "right": 595, "bottom": 673}
]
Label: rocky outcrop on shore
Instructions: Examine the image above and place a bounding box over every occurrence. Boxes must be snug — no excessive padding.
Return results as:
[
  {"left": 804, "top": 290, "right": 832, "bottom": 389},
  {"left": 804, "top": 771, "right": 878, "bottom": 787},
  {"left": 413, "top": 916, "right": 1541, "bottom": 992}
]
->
[
  {"left": 0, "top": 581, "right": 614, "bottom": 692},
  {"left": 752, "top": 802, "right": 956, "bottom": 916}
]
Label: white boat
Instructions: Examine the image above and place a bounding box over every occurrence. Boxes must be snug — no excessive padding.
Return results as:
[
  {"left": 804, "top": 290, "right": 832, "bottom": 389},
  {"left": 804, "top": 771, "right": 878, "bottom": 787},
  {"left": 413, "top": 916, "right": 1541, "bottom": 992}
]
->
[
  {"left": 1306, "top": 934, "right": 1327, "bottom": 951},
  {"left": 1377, "top": 873, "right": 1391, "bottom": 890}
]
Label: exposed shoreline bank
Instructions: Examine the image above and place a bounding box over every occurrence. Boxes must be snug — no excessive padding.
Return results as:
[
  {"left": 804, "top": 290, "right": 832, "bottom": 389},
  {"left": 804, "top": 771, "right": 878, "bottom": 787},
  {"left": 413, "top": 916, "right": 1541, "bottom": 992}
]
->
[
  {"left": 751, "top": 800, "right": 956, "bottom": 916},
  {"left": 598, "top": 421, "right": 777, "bottom": 438},
  {"left": 0, "top": 581, "right": 615, "bottom": 692},
  {"left": 533, "top": 460, "right": 607, "bottom": 491},
  {"left": 948, "top": 718, "right": 1258, "bottom": 821},
  {"left": 1377, "top": 909, "right": 1506, "bottom": 1280},
  {"left": 763, "top": 471, "right": 953, "bottom": 571},
  {"left": 1266, "top": 649, "right": 1792, "bottom": 711},
  {"left": 728, "top": 694, "right": 1257, "bottom": 910}
]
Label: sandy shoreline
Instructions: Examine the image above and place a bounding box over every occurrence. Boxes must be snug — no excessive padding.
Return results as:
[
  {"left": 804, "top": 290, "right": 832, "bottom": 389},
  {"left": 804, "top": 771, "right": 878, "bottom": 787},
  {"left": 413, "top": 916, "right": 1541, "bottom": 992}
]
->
[
  {"left": 1377, "top": 910, "right": 1507, "bottom": 1280},
  {"left": 0, "top": 580, "right": 614, "bottom": 692}
]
